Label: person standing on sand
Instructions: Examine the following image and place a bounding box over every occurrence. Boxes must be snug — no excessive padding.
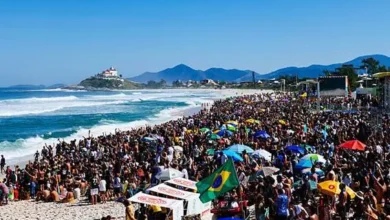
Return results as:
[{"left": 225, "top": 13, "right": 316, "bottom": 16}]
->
[
  {"left": 0, "top": 155, "right": 5, "bottom": 174},
  {"left": 124, "top": 200, "right": 136, "bottom": 220}
]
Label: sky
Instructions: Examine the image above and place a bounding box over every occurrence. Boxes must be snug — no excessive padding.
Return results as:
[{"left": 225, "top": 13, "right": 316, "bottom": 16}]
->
[{"left": 0, "top": 0, "right": 390, "bottom": 86}]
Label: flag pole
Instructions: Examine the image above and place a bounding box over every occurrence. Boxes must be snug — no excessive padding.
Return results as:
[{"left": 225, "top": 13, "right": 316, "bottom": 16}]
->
[{"left": 234, "top": 160, "right": 245, "bottom": 219}]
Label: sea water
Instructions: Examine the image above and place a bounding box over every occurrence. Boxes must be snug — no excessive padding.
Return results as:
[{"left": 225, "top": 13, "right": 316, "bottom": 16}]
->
[{"left": 0, "top": 88, "right": 223, "bottom": 164}]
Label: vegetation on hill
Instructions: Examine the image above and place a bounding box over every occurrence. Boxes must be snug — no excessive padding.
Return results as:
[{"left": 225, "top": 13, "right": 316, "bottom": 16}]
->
[{"left": 79, "top": 77, "right": 140, "bottom": 90}]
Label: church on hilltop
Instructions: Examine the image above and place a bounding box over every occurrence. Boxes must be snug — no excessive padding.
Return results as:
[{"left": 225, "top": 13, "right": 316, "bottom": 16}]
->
[{"left": 97, "top": 67, "right": 120, "bottom": 78}]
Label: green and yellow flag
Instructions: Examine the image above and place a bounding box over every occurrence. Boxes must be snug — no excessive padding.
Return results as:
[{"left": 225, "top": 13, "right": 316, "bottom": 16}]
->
[{"left": 196, "top": 159, "right": 239, "bottom": 203}]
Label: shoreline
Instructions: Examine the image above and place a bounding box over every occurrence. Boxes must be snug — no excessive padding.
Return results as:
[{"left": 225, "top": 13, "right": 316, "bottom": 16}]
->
[
  {"left": 1, "top": 89, "right": 269, "bottom": 175},
  {"left": 0, "top": 89, "right": 269, "bottom": 220}
]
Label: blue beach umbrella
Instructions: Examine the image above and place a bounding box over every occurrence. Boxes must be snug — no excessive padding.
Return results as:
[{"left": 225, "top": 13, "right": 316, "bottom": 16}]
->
[
  {"left": 285, "top": 145, "right": 305, "bottom": 154},
  {"left": 227, "top": 144, "right": 254, "bottom": 154},
  {"left": 217, "top": 129, "right": 233, "bottom": 137},
  {"left": 222, "top": 150, "right": 244, "bottom": 162},
  {"left": 295, "top": 159, "right": 314, "bottom": 169},
  {"left": 254, "top": 130, "right": 270, "bottom": 139}
]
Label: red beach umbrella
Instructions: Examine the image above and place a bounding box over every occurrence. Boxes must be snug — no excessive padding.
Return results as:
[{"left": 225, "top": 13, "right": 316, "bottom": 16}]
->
[{"left": 339, "top": 140, "right": 366, "bottom": 151}]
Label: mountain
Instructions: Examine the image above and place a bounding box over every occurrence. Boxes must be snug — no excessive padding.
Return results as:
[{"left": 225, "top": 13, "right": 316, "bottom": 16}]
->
[
  {"left": 258, "top": 54, "right": 390, "bottom": 79},
  {"left": 128, "top": 54, "right": 390, "bottom": 83},
  {"left": 129, "top": 64, "right": 251, "bottom": 83}
]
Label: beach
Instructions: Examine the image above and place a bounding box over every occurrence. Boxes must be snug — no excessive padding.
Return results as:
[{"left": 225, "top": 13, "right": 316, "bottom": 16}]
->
[
  {"left": 0, "top": 89, "right": 268, "bottom": 220},
  {"left": 0, "top": 88, "right": 268, "bottom": 168},
  {"left": 0, "top": 200, "right": 124, "bottom": 220}
]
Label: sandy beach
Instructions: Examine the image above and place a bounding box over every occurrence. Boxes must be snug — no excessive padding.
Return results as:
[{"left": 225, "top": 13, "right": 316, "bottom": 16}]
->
[
  {"left": 0, "top": 200, "right": 124, "bottom": 220},
  {"left": 0, "top": 89, "right": 271, "bottom": 220}
]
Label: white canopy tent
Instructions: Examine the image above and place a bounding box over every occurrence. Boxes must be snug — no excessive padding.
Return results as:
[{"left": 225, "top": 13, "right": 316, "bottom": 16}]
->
[
  {"left": 129, "top": 192, "right": 184, "bottom": 220},
  {"left": 165, "top": 177, "right": 197, "bottom": 191},
  {"left": 147, "top": 183, "right": 212, "bottom": 219},
  {"left": 156, "top": 168, "right": 184, "bottom": 181}
]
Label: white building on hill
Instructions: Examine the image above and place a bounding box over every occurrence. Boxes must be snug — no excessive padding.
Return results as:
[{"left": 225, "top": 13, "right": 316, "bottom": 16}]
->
[{"left": 96, "top": 67, "right": 121, "bottom": 79}]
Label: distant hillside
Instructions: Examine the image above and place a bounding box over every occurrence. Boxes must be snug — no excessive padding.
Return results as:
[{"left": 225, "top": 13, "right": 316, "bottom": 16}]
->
[
  {"left": 258, "top": 54, "right": 390, "bottom": 79},
  {"left": 129, "top": 64, "right": 252, "bottom": 83},
  {"left": 79, "top": 77, "right": 140, "bottom": 90},
  {"left": 128, "top": 54, "right": 390, "bottom": 83}
]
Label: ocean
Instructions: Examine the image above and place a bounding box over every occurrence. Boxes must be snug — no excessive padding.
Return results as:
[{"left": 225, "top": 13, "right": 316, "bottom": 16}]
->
[{"left": 0, "top": 88, "right": 229, "bottom": 164}]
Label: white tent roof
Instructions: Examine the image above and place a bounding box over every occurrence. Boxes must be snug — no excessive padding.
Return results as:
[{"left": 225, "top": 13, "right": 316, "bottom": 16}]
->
[
  {"left": 165, "top": 177, "right": 197, "bottom": 190},
  {"left": 129, "top": 192, "right": 183, "bottom": 209},
  {"left": 148, "top": 184, "right": 197, "bottom": 200},
  {"left": 156, "top": 168, "right": 184, "bottom": 180}
]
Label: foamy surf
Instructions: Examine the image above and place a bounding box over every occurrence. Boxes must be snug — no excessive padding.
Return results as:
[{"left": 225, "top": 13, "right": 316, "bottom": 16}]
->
[{"left": 0, "top": 102, "right": 200, "bottom": 164}]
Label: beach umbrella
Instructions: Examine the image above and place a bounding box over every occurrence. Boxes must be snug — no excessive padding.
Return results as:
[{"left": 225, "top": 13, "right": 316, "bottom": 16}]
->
[
  {"left": 226, "top": 124, "right": 237, "bottom": 132},
  {"left": 279, "top": 120, "right": 286, "bottom": 125},
  {"left": 217, "top": 129, "right": 233, "bottom": 137},
  {"left": 254, "top": 131, "right": 270, "bottom": 139},
  {"left": 260, "top": 108, "right": 266, "bottom": 112},
  {"left": 142, "top": 137, "right": 156, "bottom": 142},
  {"left": 156, "top": 168, "right": 184, "bottom": 181},
  {"left": 246, "top": 119, "right": 260, "bottom": 124},
  {"left": 173, "top": 146, "right": 183, "bottom": 152},
  {"left": 300, "top": 92, "right": 307, "bottom": 98},
  {"left": 206, "top": 149, "right": 215, "bottom": 156},
  {"left": 300, "top": 154, "right": 326, "bottom": 164},
  {"left": 285, "top": 145, "right": 305, "bottom": 154},
  {"left": 222, "top": 150, "right": 243, "bottom": 162},
  {"left": 227, "top": 144, "right": 254, "bottom": 154},
  {"left": 252, "top": 149, "right": 272, "bottom": 161},
  {"left": 225, "top": 120, "right": 238, "bottom": 126},
  {"left": 200, "top": 127, "right": 210, "bottom": 133},
  {"left": 301, "top": 168, "right": 325, "bottom": 176},
  {"left": 257, "top": 167, "right": 280, "bottom": 177},
  {"left": 339, "top": 140, "right": 366, "bottom": 151},
  {"left": 295, "top": 159, "right": 315, "bottom": 169},
  {"left": 317, "top": 180, "right": 355, "bottom": 199},
  {"left": 209, "top": 133, "right": 221, "bottom": 140}
]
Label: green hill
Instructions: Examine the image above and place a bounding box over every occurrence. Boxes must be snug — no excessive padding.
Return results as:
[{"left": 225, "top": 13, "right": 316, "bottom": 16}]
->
[{"left": 79, "top": 77, "right": 140, "bottom": 90}]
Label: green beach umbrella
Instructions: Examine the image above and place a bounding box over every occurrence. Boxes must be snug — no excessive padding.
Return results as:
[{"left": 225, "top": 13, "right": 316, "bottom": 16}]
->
[
  {"left": 206, "top": 149, "right": 215, "bottom": 155},
  {"left": 227, "top": 124, "right": 236, "bottom": 132},
  {"left": 209, "top": 133, "right": 221, "bottom": 140},
  {"left": 200, "top": 127, "right": 210, "bottom": 133}
]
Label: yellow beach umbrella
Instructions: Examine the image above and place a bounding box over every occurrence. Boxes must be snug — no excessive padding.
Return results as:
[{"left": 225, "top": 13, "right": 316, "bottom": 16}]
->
[
  {"left": 213, "top": 129, "right": 220, "bottom": 134},
  {"left": 300, "top": 92, "right": 307, "bottom": 98},
  {"left": 279, "top": 120, "right": 286, "bottom": 125},
  {"left": 260, "top": 109, "right": 266, "bottom": 112},
  {"left": 226, "top": 120, "right": 238, "bottom": 126},
  {"left": 186, "top": 129, "right": 193, "bottom": 134},
  {"left": 317, "top": 180, "right": 355, "bottom": 199},
  {"left": 246, "top": 119, "right": 260, "bottom": 124}
]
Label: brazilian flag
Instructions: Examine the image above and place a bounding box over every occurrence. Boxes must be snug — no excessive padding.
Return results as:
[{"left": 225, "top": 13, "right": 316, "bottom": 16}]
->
[{"left": 196, "top": 159, "right": 239, "bottom": 203}]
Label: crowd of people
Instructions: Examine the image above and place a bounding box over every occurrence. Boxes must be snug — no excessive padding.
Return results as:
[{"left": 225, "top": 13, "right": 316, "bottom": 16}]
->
[{"left": 1, "top": 91, "right": 390, "bottom": 220}]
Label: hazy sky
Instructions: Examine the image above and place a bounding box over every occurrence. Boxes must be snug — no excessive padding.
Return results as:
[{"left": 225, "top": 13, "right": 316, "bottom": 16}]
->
[{"left": 1, "top": 0, "right": 390, "bottom": 86}]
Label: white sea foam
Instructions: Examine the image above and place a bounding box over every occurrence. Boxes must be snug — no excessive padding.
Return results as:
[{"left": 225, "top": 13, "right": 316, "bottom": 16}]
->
[
  {"left": 0, "top": 96, "right": 79, "bottom": 104},
  {"left": 0, "top": 103, "right": 199, "bottom": 163},
  {"left": 0, "top": 89, "right": 264, "bottom": 163}
]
